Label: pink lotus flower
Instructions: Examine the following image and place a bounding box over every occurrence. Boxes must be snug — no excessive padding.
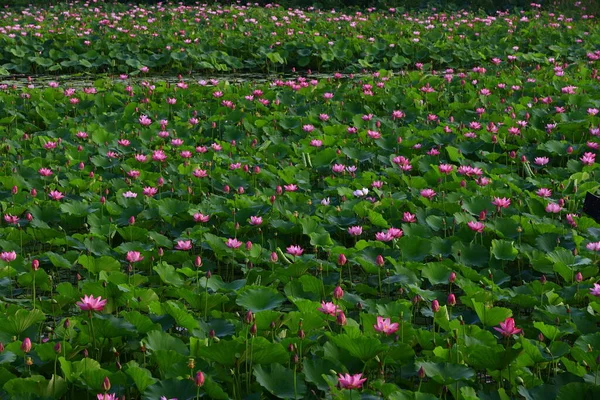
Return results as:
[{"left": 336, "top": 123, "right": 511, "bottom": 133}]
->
[
  {"left": 284, "top": 184, "right": 298, "bottom": 192},
  {"left": 420, "top": 189, "right": 436, "bottom": 199},
  {"left": 590, "top": 283, "right": 600, "bottom": 297},
  {"left": 581, "top": 152, "right": 596, "bottom": 165},
  {"left": 318, "top": 301, "right": 341, "bottom": 316},
  {"left": 438, "top": 164, "right": 454, "bottom": 175},
  {"left": 403, "top": 212, "right": 417, "bottom": 223},
  {"left": 126, "top": 251, "right": 144, "bottom": 263},
  {"left": 226, "top": 238, "right": 243, "bottom": 249},
  {"left": 123, "top": 191, "right": 137, "bottom": 198},
  {"left": 545, "top": 203, "right": 562, "bottom": 213},
  {"left": 332, "top": 164, "right": 345, "bottom": 173},
  {"left": 375, "top": 231, "right": 394, "bottom": 242},
  {"left": 467, "top": 221, "right": 485, "bottom": 233},
  {"left": 4, "top": 214, "right": 19, "bottom": 225},
  {"left": 76, "top": 294, "right": 107, "bottom": 312},
  {"left": 492, "top": 197, "right": 511, "bottom": 210},
  {"left": 143, "top": 187, "right": 158, "bottom": 197},
  {"left": 338, "top": 373, "right": 367, "bottom": 390},
  {"left": 534, "top": 157, "right": 550, "bottom": 166},
  {"left": 152, "top": 150, "right": 167, "bottom": 162},
  {"left": 0, "top": 251, "right": 17, "bottom": 263},
  {"left": 387, "top": 227, "right": 403, "bottom": 239},
  {"left": 249, "top": 216, "right": 263, "bottom": 226},
  {"left": 139, "top": 115, "right": 152, "bottom": 126},
  {"left": 587, "top": 242, "right": 600, "bottom": 252},
  {"left": 348, "top": 226, "right": 363, "bottom": 236},
  {"left": 193, "top": 169, "right": 208, "bottom": 178},
  {"left": 39, "top": 168, "right": 53, "bottom": 176},
  {"left": 536, "top": 188, "right": 552, "bottom": 198},
  {"left": 97, "top": 394, "right": 117, "bottom": 400},
  {"left": 286, "top": 245, "right": 304, "bottom": 256},
  {"left": 302, "top": 124, "right": 315, "bottom": 132},
  {"left": 494, "top": 317, "right": 522, "bottom": 337},
  {"left": 373, "top": 316, "right": 399, "bottom": 335},
  {"left": 48, "top": 190, "right": 64, "bottom": 201},
  {"left": 175, "top": 240, "right": 192, "bottom": 251},
  {"left": 193, "top": 213, "right": 210, "bottom": 223}
]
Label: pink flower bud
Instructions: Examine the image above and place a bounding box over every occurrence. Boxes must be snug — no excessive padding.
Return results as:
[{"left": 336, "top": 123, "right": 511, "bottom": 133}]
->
[
  {"left": 31, "top": 259, "right": 40, "bottom": 271},
  {"left": 270, "top": 252, "right": 278, "bottom": 262},
  {"left": 102, "top": 377, "right": 111, "bottom": 392},
  {"left": 448, "top": 272, "right": 456, "bottom": 283},
  {"left": 333, "top": 285, "right": 344, "bottom": 300},
  {"left": 432, "top": 299, "right": 440, "bottom": 313},
  {"left": 376, "top": 255, "right": 384, "bottom": 266},
  {"left": 194, "top": 371, "right": 205, "bottom": 387},
  {"left": 447, "top": 293, "right": 456, "bottom": 306},
  {"left": 337, "top": 254, "right": 347, "bottom": 266}
]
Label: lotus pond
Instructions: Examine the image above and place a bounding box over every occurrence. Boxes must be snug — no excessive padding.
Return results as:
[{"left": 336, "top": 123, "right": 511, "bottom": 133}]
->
[{"left": 1, "top": 2, "right": 600, "bottom": 400}]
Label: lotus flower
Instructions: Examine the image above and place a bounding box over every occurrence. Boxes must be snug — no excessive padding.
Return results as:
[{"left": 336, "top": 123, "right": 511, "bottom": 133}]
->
[
  {"left": 337, "top": 373, "right": 367, "bottom": 389},
  {"left": 494, "top": 317, "right": 522, "bottom": 337},
  {"left": 76, "top": 295, "right": 107, "bottom": 312},
  {"left": 286, "top": 245, "right": 304, "bottom": 256},
  {"left": 318, "top": 301, "right": 341, "bottom": 316},
  {"left": 373, "top": 316, "right": 399, "bottom": 335},
  {"left": 175, "top": 240, "right": 192, "bottom": 251}
]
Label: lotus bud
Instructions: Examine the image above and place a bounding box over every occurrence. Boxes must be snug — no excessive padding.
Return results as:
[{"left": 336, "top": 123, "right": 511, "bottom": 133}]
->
[
  {"left": 270, "top": 252, "right": 278, "bottom": 262},
  {"left": 102, "top": 377, "right": 111, "bottom": 392},
  {"left": 21, "top": 338, "right": 32, "bottom": 353},
  {"left": 250, "top": 323, "right": 257, "bottom": 336},
  {"left": 447, "top": 293, "right": 456, "bottom": 306},
  {"left": 448, "top": 272, "right": 456, "bottom": 283},
  {"left": 376, "top": 255, "right": 384, "bottom": 266},
  {"left": 298, "top": 329, "right": 305, "bottom": 339},
  {"left": 575, "top": 272, "right": 583, "bottom": 282},
  {"left": 128, "top": 216, "right": 135, "bottom": 225},
  {"left": 11, "top": 186, "right": 18, "bottom": 195},
  {"left": 432, "top": 300, "right": 440, "bottom": 313},
  {"left": 194, "top": 371, "right": 205, "bottom": 387},
  {"left": 195, "top": 256, "right": 202, "bottom": 268},
  {"left": 418, "top": 366, "right": 426, "bottom": 379},
  {"left": 337, "top": 253, "right": 347, "bottom": 266},
  {"left": 31, "top": 259, "right": 40, "bottom": 271},
  {"left": 333, "top": 286, "right": 344, "bottom": 300},
  {"left": 336, "top": 312, "right": 347, "bottom": 326},
  {"left": 245, "top": 311, "right": 253, "bottom": 324}
]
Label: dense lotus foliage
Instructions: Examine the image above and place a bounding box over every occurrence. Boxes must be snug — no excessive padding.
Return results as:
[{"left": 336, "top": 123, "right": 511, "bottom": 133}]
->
[
  {"left": 0, "top": 1, "right": 599, "bottom": 75},
  {"left": 1, "top": 1, "right": 600, "bottom": 400}
]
